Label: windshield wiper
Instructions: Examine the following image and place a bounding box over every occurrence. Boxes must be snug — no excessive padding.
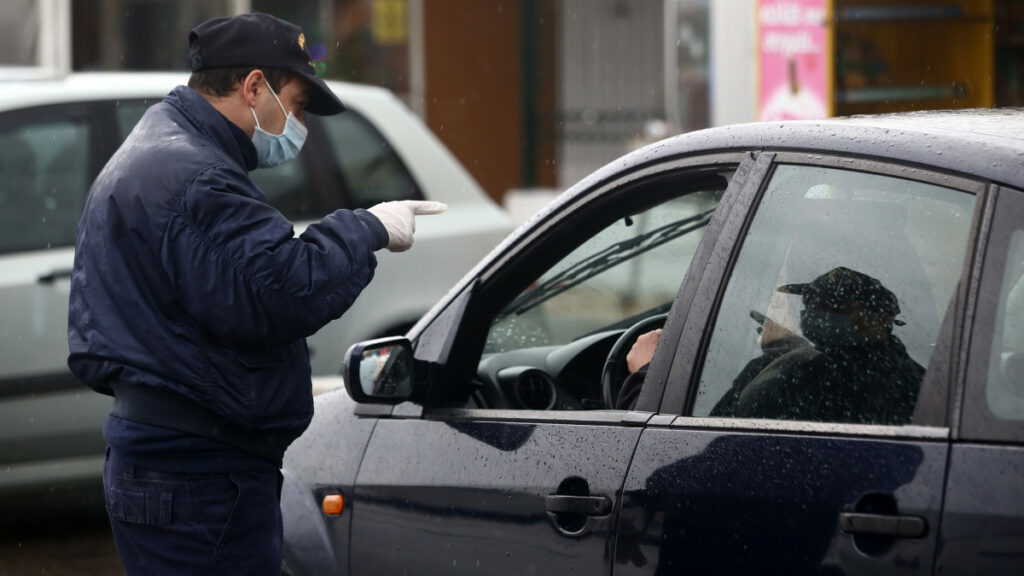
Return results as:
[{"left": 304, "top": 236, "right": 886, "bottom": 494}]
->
[{"left": 503, "top": 208, "right": 715, "bottom": 316}]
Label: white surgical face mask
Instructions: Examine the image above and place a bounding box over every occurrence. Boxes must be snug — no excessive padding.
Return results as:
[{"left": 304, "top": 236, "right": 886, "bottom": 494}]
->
[{"left": 250, "top": 78, "right": 307, "bottom": 168}]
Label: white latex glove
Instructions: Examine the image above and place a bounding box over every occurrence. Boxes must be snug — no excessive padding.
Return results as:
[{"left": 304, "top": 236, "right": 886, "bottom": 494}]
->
[{"left": 367, "top": 200, "right": 448, "bottom": 252}]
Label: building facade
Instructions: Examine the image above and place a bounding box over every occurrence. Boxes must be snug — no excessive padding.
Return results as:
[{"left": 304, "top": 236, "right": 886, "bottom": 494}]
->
[{"left": 6, "top": 0, "right": 1020, "bottom": 201}]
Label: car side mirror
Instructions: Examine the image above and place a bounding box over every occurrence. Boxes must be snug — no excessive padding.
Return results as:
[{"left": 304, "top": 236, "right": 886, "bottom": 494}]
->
[{"left": 344, "top": 337, "right": 415, "bottom": 404}]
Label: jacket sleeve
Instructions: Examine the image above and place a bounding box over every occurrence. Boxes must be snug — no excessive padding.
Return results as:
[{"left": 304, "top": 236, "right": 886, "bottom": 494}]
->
[{"left": 161, "top": 165, "right": 379, "bottom": 346}]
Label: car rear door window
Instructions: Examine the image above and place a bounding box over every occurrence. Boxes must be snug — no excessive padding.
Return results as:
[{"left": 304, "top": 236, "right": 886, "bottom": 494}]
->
[
  {"left": 0, "top": 116, "right": 91, "bottom": 253},
  {"left": 320, "top": 109, "right": 421, "bottom": 209},
  {"left": 115, "top": 100, "right": 155, "bottom": 140},
  {"left": 249, "top": 148, "right": 312, "bottom": 217},
  {"left": 692, "top": 163, "right": 977, "bottom": 425}
]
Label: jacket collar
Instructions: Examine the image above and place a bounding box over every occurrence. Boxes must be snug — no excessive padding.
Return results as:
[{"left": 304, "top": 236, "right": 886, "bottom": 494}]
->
[{"left": 164, "top": 86, "right": 258, "bottom": 172}]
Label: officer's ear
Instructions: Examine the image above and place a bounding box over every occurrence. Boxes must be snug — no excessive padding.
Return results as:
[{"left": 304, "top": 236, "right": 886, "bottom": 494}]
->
[{"left": 241, "top": 69, "right": 266, "bottom": 108}]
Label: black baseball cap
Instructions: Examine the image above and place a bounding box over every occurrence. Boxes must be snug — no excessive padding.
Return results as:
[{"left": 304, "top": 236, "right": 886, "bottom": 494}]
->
[
  {"left": 778, "top": 266, "right": 906, "bottom": 325},
  {"left": 188, "top": 12, "right": 345, "bottom": 116}
]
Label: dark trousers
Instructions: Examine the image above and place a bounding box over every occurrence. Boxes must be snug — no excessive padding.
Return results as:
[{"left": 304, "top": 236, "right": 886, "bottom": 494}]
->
[{"left": 103, "top": 448, "right": 283, "bottom": 575}]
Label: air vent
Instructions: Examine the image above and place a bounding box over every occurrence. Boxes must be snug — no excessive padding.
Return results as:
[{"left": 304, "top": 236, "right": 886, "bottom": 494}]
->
[{"left": 515, "top": 369, "right": 556, "bottom": 410}]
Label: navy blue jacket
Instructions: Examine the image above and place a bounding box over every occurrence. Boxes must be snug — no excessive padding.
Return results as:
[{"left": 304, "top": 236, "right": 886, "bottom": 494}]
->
[{"left": 68, "top": 86, "right": 387, "bottom": 468}]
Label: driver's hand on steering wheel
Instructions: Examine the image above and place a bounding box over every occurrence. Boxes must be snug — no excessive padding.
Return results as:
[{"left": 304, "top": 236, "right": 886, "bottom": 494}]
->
[{"left": 627, "top": 329, "right": 662, "bottom": 373}]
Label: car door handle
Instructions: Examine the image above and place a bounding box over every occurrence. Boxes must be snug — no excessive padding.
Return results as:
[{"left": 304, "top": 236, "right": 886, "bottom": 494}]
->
[
  {"left": 839, "top": 512, "right": 927, "bottom": 538},
  {"left": 37, "top": 269, "right": 74, "bottom": 284},
  {"left": 545, "top": 495, "right": 611, "bottom": 516}
]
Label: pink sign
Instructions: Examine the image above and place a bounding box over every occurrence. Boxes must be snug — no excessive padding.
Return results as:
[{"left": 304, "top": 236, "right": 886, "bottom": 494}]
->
[{"left": 758, "top": 0, "right": 829, "bottom": 121}]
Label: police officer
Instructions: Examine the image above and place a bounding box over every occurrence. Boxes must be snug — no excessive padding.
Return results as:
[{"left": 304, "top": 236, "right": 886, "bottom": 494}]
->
[{"left": 67, "top": 13, "right": 444, "bottom": 574}]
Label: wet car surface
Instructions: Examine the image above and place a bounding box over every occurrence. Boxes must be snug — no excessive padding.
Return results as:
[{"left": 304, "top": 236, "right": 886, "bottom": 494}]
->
[{"left": 284, "top": 108, "right": 1024, "bottom": 574}]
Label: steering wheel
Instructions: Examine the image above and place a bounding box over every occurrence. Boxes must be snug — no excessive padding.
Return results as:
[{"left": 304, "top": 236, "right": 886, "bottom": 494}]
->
[{"left": 601, "top": 313, "right": 669, "bottom": 409}]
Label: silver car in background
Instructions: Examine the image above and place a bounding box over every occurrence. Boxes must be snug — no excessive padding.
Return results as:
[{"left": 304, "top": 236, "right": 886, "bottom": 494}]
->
[{"left": 0, "top": 73, "right": 513, "bottom": 502}]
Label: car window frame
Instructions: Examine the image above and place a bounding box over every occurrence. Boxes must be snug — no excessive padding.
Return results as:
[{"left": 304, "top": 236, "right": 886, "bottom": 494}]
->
[
  {"left": 960, "top": 184, "right": 1024, "bottom": 443},
  {"left": 660, "top": 151, "right": 988, "bottom": 440},
  {"left": 397, "top": 152, "right": 753, "bottom": 425}
]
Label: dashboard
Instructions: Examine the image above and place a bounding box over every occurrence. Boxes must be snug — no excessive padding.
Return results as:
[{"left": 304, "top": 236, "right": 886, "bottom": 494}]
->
[{"left": 470, "top": 330, "right": 621, "bottom": 410}]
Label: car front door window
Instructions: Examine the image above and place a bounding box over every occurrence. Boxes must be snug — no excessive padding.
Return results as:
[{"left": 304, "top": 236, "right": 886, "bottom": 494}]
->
[
  {"left": 692, "top": 164, "right": 976, "bottom": 425},
  {"left": 473, "top": 184, "right": 725, "bottom": 411},
  {"left": 486, "top": 189, "right": 721, "bottom": 356}
]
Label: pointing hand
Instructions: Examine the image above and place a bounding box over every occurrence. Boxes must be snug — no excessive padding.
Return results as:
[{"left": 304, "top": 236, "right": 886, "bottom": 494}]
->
[{"left": 367, "top": 200, "right": 449, "bottom": 252}]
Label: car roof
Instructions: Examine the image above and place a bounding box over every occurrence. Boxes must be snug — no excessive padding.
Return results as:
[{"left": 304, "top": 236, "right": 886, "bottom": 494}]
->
[
  {"left": 576, "top": 108, "right": 1024, "bottom": 195},
  {"left": 0, "top": 71, "right": 397, "bottom": 112}
]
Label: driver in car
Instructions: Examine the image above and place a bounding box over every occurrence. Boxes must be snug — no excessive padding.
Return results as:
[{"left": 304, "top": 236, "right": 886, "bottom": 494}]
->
[{"left": 618, "top": 267, "right": 924, "bottom": 424}]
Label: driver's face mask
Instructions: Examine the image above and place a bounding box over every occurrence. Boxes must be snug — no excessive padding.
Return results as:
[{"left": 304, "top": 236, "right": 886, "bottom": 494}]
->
[
  {"left": 250, "top": 78, "right": 307, "bottom": 168},
  {"left": 800, "top": 307, "right": 864, "bottom": 349}
]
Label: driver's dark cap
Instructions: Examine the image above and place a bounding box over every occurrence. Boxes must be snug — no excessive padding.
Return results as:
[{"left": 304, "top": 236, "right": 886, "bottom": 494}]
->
[
  {"left": 778, "top": 266, "right": 905, "bottom": 325},
  {"left": 188, "top": 12, "right": 345, "bottom": 116}
]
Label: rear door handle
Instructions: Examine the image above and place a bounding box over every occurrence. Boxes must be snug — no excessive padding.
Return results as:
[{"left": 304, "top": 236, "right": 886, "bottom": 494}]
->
[
  {"left": 38, "top": 269, "right": 74, "bottom": 284},
  {"left": 545, "top": 495, "right": 611, "bottom": 516},
  {"left": 839, "top": 512, "right": 927, "bottom": 538}
]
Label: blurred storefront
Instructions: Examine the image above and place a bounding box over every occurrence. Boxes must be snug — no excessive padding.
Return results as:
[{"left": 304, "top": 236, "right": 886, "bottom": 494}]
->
[
  {"left": 0, "top": 0, "right": 67, "bottom": 79},
  {"left": 7, "top": 0, "right": 1023, "bottom": 201},
  {"left": 3, "top": 0, "right": 710, "bottom": 201},
  {"left": 756, "top": 0, "right": 1005, "bottom": 120}
]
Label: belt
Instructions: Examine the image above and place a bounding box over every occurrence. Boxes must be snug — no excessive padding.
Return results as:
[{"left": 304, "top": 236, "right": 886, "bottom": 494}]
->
[{"left": 110, "top": 382, "right": 286, "bottom": 466}]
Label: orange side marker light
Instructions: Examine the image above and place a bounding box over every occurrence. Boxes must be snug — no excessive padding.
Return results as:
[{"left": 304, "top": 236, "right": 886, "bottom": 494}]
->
[{"left": 322, "top": 494, "right": 344, "bottom": 516}]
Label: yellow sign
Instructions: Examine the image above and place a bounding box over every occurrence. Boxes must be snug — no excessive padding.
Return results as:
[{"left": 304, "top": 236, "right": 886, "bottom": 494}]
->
[{"left": 372, "top": 0, "right": 408, "bottom": 45}]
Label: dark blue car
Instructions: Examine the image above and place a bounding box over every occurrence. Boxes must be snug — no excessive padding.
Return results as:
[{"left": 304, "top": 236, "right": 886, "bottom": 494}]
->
[{"left": 281, "top": 109, "right": 1024, "bottom": 575}]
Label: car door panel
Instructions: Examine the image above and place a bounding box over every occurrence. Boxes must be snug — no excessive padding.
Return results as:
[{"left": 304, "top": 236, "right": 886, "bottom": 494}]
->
[
  {"left": 938, "top": 444, "right": 1024, "bottom": 573},
  {"left": 280, "top": 386, "right": 382, "bottom": 576},
  {"left": 352, "top": 416, "right": 642, "bottom": 575},
  {"left": 617, "top": 425, "right": 947, "bottom": 574}
]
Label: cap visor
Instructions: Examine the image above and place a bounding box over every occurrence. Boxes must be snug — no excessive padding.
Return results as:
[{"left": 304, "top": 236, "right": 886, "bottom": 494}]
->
[
  {"left": 302, "top": 72, "right": 345, "bottom": 115},
  {"left": 777, "top": 283, "right": 808, "bottom": 294}
]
